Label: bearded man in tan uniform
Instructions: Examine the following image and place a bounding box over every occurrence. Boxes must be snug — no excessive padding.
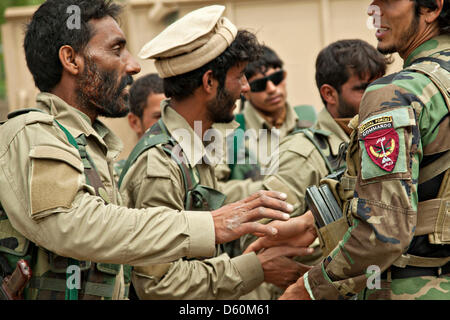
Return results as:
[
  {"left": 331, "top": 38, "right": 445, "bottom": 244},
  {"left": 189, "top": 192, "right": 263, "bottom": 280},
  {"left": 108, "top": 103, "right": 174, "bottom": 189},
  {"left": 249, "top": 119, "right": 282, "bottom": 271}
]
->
[
  {"left": 0, "top": 0, "right": 295, "bottom": 300},
  {"left": 119, "top": 5, "right": 312, "bottom": 300}
]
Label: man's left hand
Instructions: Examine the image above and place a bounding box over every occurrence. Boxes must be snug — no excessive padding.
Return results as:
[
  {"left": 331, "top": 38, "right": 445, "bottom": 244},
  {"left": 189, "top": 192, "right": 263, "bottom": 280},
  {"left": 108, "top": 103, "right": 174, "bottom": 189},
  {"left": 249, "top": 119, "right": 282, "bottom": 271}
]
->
[{"left": 279, "top": 276, "right": 312, "bottom": 300}]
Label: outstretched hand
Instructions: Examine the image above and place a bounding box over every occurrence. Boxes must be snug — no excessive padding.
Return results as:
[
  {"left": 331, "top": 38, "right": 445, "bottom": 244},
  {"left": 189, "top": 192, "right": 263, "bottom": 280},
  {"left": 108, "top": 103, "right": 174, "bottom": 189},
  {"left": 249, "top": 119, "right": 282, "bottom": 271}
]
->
[
  {"left": 212, "top": 191, "right": 294, "bottom": 244},
  {"left": 244, "top": 211, "right": 317, "bottom": 253}
]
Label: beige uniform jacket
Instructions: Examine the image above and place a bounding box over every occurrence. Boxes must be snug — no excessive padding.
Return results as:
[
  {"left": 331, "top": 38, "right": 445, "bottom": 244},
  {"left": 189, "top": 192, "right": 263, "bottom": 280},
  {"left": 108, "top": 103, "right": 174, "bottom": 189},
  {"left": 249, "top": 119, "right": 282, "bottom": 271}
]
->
[
  {"left": 120, "top": 101, "right": 264, "bottom": 300},
  {"left": 263, "top": 108, "right": 349, "bottom": 212},
  {"left": 216, "top": 102, "right": 301, "bottom": 204},
  {"left": 0, "top": 93, "right": 216, "bottom": 299}
]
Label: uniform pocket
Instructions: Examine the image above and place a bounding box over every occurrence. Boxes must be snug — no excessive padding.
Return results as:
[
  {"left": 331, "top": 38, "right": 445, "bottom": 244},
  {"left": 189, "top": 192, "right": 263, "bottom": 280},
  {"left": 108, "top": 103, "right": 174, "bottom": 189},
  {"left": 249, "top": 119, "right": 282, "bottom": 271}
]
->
[{"left": 29, "top": 146, "right": 83, "bottom": 220}]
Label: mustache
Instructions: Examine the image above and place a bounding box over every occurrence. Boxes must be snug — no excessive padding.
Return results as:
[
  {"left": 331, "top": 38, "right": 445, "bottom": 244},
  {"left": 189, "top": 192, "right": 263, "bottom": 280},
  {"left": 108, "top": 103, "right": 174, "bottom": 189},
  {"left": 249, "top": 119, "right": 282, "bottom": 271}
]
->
[{"left": 118, "top": 75, "right": 134, "bottom": 92}]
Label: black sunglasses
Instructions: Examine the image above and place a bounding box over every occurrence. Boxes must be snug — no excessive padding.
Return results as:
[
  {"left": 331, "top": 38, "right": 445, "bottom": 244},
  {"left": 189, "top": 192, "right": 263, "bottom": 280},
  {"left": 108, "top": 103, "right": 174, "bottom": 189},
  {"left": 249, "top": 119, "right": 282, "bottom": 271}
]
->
[{"left": 249, "top": 70, "right": 285, "bottom": 92}]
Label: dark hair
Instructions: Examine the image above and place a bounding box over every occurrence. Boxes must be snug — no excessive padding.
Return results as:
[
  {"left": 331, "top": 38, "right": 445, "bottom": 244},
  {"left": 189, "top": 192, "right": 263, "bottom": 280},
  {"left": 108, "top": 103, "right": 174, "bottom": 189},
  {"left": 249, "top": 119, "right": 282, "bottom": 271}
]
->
[
  {"left": 164, "top": 30, "right": 262, "bottom": 100},
  {"left": 244, "top": 45, "right": 283, "bottom": 79},
  {"left": 129, "top": 73, "right": 164, "bottom": 119},
  {"left": 24, "top": 0, "right": 122, "bottom": 92},
  {"left": 414, "top": 0, "right": 449, "bottom": 34},
  {"left": 315, "top": 39, "right": 388, "bottom": 105}
]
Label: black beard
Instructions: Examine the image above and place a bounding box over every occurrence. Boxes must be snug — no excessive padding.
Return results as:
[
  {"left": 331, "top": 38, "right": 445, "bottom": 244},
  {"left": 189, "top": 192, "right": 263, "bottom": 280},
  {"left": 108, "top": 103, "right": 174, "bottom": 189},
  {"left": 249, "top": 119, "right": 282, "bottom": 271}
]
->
[
  {"left": 377, "top": 13, "right": 420, "bottom": 55},
  {"left": 206, "top": 85, "right": 236, "bottom": 123},
  {"left": 337, "top": 94, "right": 358, "bottom": 118},
  {"left": 75, "top": 57, "right": 133, "bottom": 118}
]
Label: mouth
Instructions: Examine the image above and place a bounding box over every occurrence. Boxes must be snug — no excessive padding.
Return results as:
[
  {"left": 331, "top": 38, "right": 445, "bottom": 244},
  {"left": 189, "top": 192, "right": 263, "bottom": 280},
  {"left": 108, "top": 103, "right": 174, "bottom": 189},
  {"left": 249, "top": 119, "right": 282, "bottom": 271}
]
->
[
  {"left": 266, "top": 95, "right": 282, "bottom": 105},
  {"left": 375, "top": 27, "right": 390, "bottom": 39}
]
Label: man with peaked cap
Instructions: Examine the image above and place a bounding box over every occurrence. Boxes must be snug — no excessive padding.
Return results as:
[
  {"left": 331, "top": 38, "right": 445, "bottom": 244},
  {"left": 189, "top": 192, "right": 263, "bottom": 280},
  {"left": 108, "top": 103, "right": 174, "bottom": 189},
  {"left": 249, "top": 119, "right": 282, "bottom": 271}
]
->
[
  {"left": 0, "top": 0, "right": 295, "bottom": 300},
  {"left": 119, "top": 5, "right": 312, "bottom": 300}
]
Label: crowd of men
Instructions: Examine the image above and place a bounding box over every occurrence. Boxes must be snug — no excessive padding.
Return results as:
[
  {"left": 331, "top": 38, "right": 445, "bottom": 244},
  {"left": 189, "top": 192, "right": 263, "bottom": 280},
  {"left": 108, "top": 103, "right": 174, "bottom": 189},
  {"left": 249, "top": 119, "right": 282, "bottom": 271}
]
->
[{"left": 0, "top": 0, "right": 448, "bottom": 301}]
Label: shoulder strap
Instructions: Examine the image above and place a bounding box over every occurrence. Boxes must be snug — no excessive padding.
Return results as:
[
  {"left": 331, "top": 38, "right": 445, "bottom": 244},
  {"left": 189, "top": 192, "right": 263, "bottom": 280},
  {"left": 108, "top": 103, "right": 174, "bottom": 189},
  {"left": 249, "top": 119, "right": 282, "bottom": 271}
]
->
[
  {"left": 118, "top": 119, "right": 171, "bottom": 188},
  {"left": 118, "top": 119, "right": 200, "bottom": 208},
  {"left": 406, "top": 53, "right": 450, "bottom": 112},
  {"left": 228, "top": 113, "right": 246, "bottom": 173},
  {"left": 290, "top": 128, "right": 344, "bottom": 174}
]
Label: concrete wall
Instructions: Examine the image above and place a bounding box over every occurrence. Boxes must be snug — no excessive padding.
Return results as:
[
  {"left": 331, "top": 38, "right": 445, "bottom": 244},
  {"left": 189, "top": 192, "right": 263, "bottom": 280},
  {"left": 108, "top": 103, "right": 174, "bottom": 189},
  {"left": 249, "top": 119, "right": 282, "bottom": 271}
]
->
[{"left": 1, "top": 0, "right": 403, "bottom": 159}]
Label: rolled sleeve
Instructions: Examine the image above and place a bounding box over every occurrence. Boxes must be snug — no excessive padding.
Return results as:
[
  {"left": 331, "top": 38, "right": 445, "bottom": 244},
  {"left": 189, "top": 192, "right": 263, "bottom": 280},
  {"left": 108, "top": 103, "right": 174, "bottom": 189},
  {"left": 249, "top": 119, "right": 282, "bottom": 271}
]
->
[{"left": 185, "top": 210, "right": 216, "bottom": 258}]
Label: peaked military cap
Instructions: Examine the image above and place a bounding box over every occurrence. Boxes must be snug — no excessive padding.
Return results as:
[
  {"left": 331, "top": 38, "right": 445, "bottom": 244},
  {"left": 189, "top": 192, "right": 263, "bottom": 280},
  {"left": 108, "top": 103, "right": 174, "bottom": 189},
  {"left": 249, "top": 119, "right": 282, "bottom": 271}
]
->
[{"left": 139, "top": 5, "right": 237, "bottom": 78}]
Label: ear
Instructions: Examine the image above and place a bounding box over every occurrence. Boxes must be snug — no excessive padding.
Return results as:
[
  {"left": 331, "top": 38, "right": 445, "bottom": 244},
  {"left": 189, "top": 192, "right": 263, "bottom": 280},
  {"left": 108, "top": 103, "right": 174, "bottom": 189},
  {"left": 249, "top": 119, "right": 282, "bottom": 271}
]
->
[
  {"left": 128, "top": 113, "right": 143, "bottom": 136},
  {"left": 319, "top": 84, "right": 338, "bottom": 107},
  {"left": 202, "top": 70, "right": 216, "bottom": 94},
  {"left": 422, "top": 0, "right": 444, "bottom": 24},
  {"left": 59, "top": 45, "right": 82, "bottom": 76}
]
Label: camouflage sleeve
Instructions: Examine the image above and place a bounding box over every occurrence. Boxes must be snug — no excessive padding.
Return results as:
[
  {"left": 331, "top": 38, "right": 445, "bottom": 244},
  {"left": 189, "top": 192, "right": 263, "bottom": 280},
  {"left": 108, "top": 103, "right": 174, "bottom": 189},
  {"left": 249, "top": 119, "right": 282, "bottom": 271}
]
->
[{"left": 304, "top": 71, "right": 447, "bottom": 299}]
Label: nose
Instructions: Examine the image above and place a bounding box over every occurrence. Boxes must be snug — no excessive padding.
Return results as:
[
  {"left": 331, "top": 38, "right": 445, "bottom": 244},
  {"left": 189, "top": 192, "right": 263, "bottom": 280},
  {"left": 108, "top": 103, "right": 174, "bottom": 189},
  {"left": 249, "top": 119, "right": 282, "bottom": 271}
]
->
[
  {"left": 241, "top": 75, "right": 250, "bottom": 93},
  {"left": 125, "top": 50, "right": 141, "bottom": 76},
  {"left": 266, "top": 80, "right": 277, "bottom": 93}
]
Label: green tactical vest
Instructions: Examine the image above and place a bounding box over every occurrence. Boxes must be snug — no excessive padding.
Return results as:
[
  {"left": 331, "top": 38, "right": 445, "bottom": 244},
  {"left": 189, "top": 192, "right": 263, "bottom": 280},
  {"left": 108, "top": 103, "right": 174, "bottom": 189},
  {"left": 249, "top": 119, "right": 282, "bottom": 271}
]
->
[
  {"left": 0, "top": 109, "right": 129, "bottom": 300},
  {"left": 227, "top": 104, "right": 318, "bottom": 181},
  {"left": 119, "top": 119, "right": 226, "bottom": 212}
]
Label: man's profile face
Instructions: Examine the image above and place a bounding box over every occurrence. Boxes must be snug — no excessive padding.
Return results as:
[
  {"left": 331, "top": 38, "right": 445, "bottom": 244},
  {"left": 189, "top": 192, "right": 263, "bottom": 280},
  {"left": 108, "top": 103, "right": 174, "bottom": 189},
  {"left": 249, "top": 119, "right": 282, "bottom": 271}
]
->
[
  {"left": 75, "top": 16, "right": 141, "bottom": 118},
  {"left": 244, "top": 67, "right": 287, "bottom": 115},
  {"left": 207, "top": 62, "right": 249, "bottom": 123},
  {"left": 336, "top": 72, "right": 374, "bottom": 118},
  {"left": 140, "top": 93, "right": 165, "bottom": 133},
  {"left": 369, "top": 0, "right": 420, "bottom": 56}
]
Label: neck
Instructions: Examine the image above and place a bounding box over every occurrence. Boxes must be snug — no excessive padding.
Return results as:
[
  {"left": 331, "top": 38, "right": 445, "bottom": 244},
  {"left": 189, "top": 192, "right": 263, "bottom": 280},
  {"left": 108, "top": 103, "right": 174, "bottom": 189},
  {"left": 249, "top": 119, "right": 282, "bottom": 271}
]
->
[
  {"left": 400, "top": 25, "right": 440, "bottom": 60},
  {"left": 254, "top": 103, "right": 287, "bottom": 127},
  {"left": 170, "top": 98, "right": 212, "bottom": 138},
  {"left": 51, "top": 83, "right": 98, "bottom": 123}
]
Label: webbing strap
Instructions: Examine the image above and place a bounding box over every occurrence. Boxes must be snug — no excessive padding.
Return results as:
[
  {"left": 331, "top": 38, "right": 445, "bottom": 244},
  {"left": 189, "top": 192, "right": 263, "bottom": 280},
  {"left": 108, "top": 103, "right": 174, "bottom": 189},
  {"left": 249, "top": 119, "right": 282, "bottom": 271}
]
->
[
  {"left": 118, "top": 119, "right": 171, "bottom": 188},
  {"left": 299, "top": 128, "right": 335, "bottom": 173},
  {"left": 29, "top": 276, "right": 115, "bottom": 298},
  {"left": 415, "top": 199, "right": 441, "bottom": 236},
  {"left": 419, "top": 151, "right": 450, "bottom": 184},
  {"left": 392, "top": 254, "right": 450, "bottom": 268}
]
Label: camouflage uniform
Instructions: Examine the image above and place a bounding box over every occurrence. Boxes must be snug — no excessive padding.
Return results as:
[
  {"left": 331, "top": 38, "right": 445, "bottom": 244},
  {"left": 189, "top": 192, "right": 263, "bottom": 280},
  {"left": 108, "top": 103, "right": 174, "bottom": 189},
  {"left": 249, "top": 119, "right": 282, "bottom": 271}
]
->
[
  {"left": 304, "top": 35, "right": 450, "bottom": 300},
  {"left": 119, "top": 100, "right": 265, "bottom": 300}
]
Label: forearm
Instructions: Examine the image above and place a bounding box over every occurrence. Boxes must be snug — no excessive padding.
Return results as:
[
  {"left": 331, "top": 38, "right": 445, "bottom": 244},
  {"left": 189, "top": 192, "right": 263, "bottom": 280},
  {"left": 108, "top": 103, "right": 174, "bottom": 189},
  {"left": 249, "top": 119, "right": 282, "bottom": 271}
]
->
[
  {"left": 133, "top": 252, "right": 264, "bottom": 300},
  {"left": 305, "top": 180, "right": 416, "bottom": 299},
  {"left": 16, "top": 192, "right": 215, "bottom": 266}
]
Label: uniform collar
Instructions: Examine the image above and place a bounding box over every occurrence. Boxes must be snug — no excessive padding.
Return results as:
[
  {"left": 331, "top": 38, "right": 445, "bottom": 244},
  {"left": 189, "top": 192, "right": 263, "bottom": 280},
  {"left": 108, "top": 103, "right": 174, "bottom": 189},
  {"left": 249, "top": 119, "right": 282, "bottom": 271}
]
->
[
  {"left": 35, "top": 92, "right": 123, "bottom": 159},
  {"left": 315, "top": 107, "right": 350, "bottom": 156},
  {"left": 243, "top": 102, "right": 299, "bottom": 132},
  {"left": 404, "top": 34, "right": 450, "bottom": 68},
  {"left": 161, "top": 99, "right": 217, "bottom": 167}
]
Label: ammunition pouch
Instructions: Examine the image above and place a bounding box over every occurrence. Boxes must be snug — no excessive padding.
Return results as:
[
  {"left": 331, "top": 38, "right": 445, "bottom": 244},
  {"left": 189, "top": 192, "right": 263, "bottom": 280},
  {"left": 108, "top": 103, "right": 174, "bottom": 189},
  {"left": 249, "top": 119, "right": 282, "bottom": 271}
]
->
[{"left": 315, "top": 217, "right": 349, "bottom": 258}]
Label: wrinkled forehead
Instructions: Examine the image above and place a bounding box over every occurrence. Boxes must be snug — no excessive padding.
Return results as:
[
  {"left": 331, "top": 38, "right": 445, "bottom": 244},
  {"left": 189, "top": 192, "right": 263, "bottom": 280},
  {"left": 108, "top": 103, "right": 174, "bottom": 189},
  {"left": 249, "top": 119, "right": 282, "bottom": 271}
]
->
[{"left": 86, "top": 16, "right": 126, "bottom": 49}]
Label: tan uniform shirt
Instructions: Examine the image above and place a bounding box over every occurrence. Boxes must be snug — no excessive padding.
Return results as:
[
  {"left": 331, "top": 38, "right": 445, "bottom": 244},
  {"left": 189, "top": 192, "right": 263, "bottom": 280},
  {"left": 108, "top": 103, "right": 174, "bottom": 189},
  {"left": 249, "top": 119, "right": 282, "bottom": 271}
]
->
[
  {"left": 0, "top": 93, "right": 216, "bottom": 299},
  {"left": 216, "top": 102, "right": 301, "bottom": 204},
  {"left": 120, "top": 100, "right": 264, "bottom": 300},
  {"left": 262, "top": 108, "right": 350, "bottom": 213}
]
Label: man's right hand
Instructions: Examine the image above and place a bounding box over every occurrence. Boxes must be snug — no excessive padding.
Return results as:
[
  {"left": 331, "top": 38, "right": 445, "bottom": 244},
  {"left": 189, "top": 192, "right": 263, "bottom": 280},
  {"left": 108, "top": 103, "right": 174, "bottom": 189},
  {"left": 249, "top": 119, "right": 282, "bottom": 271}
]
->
[
  {"left": 212, "top": 191, "right": 293, "bottom": 244},
  {"left": 243, "top": 211, "right": 317, "bottom": 252}
]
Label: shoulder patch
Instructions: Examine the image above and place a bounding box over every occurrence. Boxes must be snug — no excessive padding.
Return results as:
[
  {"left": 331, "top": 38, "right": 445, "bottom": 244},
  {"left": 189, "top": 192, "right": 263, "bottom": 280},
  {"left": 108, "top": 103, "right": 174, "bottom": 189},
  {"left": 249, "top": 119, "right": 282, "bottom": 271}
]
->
[{"left": 358, "top": 107, "right": 415, "bottom": 180}]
